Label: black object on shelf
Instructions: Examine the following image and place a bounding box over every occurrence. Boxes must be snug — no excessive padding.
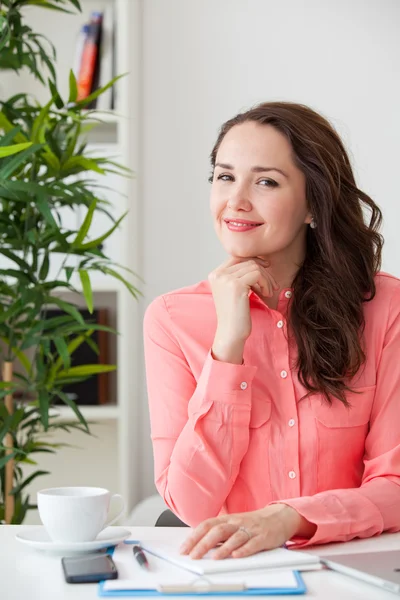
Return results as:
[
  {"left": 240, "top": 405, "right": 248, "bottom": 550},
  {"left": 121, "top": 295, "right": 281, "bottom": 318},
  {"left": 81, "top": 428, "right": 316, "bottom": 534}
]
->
[{"left": 44, "top": 307, "right": 111, "bottom": 406}]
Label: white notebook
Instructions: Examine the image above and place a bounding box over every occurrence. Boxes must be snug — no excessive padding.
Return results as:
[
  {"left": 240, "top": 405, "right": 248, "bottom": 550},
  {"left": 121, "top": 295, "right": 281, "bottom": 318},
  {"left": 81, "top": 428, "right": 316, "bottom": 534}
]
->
[{"left": 139, "top": 539, "right": 319, "bottom": 575}]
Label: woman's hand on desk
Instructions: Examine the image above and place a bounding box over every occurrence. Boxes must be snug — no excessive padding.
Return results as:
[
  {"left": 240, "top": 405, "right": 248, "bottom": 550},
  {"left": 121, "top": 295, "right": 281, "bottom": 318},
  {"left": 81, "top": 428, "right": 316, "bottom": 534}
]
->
[{"left": 180, "top": 504, "right": 317, "bottom": 559}]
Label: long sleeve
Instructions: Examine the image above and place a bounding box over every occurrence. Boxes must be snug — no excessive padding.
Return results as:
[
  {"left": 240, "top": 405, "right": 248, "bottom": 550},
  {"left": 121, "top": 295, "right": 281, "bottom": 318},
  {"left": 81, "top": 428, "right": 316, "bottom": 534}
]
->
[
  {"left": 280, "top": 289, "right": 400, "bottom": 547},
  {"left": 143, "top": 295, "right": 257, "bottom": 525}
]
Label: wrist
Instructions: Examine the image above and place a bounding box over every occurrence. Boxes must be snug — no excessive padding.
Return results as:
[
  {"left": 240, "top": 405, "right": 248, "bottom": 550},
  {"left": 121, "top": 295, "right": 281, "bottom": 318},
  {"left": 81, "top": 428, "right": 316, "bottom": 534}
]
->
[
  {"left": 211, "top": 336, "right": 245, "bottom": 365},
  {"left": 282, "top": 504, "right": 317, "bottom": 538}
]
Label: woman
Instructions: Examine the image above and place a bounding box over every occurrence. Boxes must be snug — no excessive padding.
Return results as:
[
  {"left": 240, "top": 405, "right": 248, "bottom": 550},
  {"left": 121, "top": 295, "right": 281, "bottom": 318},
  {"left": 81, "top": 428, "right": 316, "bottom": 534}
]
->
[{"left": 144, "top": 101, "right": 400, "bottom": 560}]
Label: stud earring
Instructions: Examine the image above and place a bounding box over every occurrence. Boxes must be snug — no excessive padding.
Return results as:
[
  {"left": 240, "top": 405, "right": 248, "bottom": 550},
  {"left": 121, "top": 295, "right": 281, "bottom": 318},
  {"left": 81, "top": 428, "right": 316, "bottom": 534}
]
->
[{"left": 310, "top": 218, "right": 317, "bottom": 229}]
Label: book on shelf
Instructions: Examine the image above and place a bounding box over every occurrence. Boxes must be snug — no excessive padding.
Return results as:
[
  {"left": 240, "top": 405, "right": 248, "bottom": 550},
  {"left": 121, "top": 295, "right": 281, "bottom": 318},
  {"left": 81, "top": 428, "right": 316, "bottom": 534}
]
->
[{"left": 75, "top": 8, "right": 115, "bottom": 111}]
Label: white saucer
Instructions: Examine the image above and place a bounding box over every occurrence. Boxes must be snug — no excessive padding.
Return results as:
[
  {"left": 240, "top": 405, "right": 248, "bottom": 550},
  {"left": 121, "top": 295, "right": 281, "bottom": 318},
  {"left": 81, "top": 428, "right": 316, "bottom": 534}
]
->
[{"left": 16, "top": 526, "right": 131, "bottom": 554}]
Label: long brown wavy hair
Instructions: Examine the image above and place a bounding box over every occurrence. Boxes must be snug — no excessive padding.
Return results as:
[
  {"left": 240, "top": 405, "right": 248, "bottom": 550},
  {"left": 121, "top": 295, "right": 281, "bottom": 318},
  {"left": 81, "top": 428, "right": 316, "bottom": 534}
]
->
[{"left": 210, "top": 102, "right": 384, "bottom": 405}]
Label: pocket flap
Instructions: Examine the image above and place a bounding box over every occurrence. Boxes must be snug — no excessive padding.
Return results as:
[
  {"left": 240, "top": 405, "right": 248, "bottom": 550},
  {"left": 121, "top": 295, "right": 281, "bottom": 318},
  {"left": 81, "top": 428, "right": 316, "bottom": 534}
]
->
[
  {"left": 249, "top": 397, "right": 272, "bottom": 428},
  {"left": 311, "top": 386, "right": 375, "bottom": 428}
]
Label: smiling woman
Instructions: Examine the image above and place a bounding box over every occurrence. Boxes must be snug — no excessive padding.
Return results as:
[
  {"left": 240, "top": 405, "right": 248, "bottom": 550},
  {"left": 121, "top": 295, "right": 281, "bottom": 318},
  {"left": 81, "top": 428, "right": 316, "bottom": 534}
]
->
[{"left": 143, "top": 101, "right": 400, "bottom": 560}]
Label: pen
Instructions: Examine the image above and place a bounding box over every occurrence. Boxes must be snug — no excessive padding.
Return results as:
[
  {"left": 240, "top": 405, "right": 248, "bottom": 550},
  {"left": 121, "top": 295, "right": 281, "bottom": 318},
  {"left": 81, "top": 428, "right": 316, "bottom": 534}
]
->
[{"left": 132, "top": 545, "right": 150, "bottom": 570}]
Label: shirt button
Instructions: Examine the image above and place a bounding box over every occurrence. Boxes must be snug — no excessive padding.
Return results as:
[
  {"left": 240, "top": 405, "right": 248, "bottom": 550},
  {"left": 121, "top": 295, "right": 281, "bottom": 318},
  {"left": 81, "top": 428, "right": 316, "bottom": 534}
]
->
[
  {"left": 240, "top": 382, "right": 248, "bottom": 390},
  {"left": 288, "top": 419, "right": 295, "bottom": 427},
  {"left": 288, "top": 471, "right": 296, "bottom": 479},
  {"left": 277, "top": 320, "right": 284, "bottom": 328},
  {"left": 280, "top": 370, "right": 288, "bottom": 379},
  {"left": 285, "top": 291, "right": 292, "bottom": 299}
]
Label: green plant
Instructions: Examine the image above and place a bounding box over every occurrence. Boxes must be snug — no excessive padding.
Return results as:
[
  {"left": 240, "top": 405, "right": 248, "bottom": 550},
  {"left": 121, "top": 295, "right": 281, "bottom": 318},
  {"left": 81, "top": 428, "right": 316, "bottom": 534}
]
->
[{"left": 0, "top": 0, "right": 138, "bottom": 523}]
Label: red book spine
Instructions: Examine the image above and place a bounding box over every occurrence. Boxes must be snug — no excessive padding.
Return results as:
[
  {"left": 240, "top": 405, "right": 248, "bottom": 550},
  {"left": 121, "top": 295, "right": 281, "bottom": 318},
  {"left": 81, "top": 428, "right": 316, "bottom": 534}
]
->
[{"left": 77, "top": 12, "right": 103, "bottom": 101}]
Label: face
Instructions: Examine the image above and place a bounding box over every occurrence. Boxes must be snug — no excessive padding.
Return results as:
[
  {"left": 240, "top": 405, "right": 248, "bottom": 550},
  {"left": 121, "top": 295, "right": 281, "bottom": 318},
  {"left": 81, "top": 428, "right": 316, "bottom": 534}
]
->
[{"left": 210, "top": 121, "right": 312, "bottom": 261}]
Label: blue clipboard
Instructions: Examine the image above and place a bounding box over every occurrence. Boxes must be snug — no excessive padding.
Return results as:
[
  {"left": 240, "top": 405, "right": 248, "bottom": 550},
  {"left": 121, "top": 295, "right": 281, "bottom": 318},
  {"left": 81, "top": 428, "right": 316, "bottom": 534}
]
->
[
  {"left": 98, "top": 570, "right": 306, "bottom": 596},
  {"left": 98, "top": 546, "right": 307, "bottom": 596}
]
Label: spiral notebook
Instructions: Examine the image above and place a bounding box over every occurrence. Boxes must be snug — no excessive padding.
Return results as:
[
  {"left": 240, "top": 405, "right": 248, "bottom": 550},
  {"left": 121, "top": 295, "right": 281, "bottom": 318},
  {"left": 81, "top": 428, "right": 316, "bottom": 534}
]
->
[{"left": 98, "top": 542, "right": 307, "bottom": 596}]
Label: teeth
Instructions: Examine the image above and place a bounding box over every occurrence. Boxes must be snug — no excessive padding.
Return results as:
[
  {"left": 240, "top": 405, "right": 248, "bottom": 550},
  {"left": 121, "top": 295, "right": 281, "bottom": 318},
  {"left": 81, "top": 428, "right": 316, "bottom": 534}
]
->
[{"left": 229, "top": 221, "right": 258, "bottom": 227}]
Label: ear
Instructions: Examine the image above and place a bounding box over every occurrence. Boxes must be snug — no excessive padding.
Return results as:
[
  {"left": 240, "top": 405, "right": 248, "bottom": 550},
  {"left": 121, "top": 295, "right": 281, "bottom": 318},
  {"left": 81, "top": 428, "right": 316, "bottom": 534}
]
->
[{"left": 304, "top": 211, "right": 313, "bottom": 225}]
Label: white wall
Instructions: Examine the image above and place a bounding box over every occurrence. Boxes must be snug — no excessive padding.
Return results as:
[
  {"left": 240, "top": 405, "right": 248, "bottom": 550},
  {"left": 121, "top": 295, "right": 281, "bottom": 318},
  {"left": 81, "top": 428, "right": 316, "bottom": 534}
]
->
[{"left": 138, "top": 0, "right": 400, "bottom": 498}]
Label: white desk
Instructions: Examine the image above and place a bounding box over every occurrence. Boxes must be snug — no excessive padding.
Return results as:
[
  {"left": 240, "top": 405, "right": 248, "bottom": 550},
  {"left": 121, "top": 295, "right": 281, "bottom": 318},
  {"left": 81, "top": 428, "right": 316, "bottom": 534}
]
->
[{"left": 1, "top": 526, "right": 399, "bottom": 600}]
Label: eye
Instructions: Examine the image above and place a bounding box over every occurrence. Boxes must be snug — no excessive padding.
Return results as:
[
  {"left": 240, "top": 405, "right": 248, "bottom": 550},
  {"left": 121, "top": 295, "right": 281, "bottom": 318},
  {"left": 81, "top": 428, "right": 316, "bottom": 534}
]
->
[
  {"left": 258, "top": 178, "right": 278, "bottom": 188},
  {"left": 216, "top": 173, "right": 234, "bottom": 182}
]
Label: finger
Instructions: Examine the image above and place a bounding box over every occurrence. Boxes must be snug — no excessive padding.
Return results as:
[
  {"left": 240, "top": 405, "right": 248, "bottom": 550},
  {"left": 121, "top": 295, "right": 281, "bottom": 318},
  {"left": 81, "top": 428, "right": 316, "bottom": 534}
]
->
[
  {"left": 215, "top": 256, "right": 244, "bottom": 273},
  {"left": 238, "top": 269, "right": 275, "bottom": 298},
  {"left": 180, "top": 518, "right": 225, "bottom": 554},
  {"left": 225, "top": 259, "right": 270, "bottom": 274},
  {"left": 212, "top": 528, "right": 253, "bottom": 560},
  {"left": 231, "top": 534, "right": 277, "bottom": 558},
  {"left": 188, "top": 523, "right": 238, "bottom": 559},
  {"left": 227, "top": 260, "right": 279, "bottom": 292}
]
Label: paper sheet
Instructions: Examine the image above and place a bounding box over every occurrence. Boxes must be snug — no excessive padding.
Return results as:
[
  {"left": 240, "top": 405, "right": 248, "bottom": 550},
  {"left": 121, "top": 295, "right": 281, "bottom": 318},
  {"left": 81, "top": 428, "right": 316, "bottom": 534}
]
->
[{"left": 139, "top": 539, "right": 319, "bottom": 575}]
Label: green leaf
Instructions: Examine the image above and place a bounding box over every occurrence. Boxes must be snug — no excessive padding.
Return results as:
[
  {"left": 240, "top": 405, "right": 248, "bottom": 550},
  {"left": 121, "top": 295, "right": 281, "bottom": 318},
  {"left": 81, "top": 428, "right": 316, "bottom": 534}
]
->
[
  {"left": 73, "top": 200, "right": 96, "bottom": 246},
  {"left": 50, "top": 330, "right": 93, "bottom": 376},
  {"left": 0, "top": 450, "right": 19, "bottom": 469},
  {"left": 0, "top": 338, "right": 32, "bottom": 373},
  {"left": 0, "top": 15, "right": 11, "bottom": 53},
  {"left": 0, "top": 127, "right": 23, "bottom": 147},
  {"left": 79, "top": 269, "right": 93, "bottom": 313},
  {"left": 31, "top": 98, "right": 52, "bottom": 143},
  {"left": 100, "top": 266, "right": 141, "bottom": 298},
  {"left": 64, "top": 266, "right": 74, "bottom": 282},
  {"left": 78, "top": 212, "right": 127, "bottom": 250},
  {"left": 0, "top": 249, "right": 30, "bottom": 271},
  {"left": 53, "top": 336, "right": 71, "bottom": 370},
  {"left": 0, "top": 143, "right": 42, "bottom": 178},
  {"left": 54, "top": 390, "right": 89, "bottom": 432},
  {"left": 68, "top": 69, "right": 78, "bottom": 104},
  {"left": 10, "top": 470, "right": 49, "bottom": 496},
  {"left": 48, "top": 297, "right": 84, "bottom": 325},
  {"left": 62, "top": 155, "right": 106, "bottom": 175},
  {"left": 0, "top": 142, "right": 33, "bottom": 158},
  {"left": 39, "top": 251, "right": 50, "bottom": 280},
  {"left": 75, "top": 74, "right": 125, "bottom": 109},
  {"left": 0, "top": 112, "right": 27, "bottom": 144},
  {"left": 38, "top": 389, "right": 50, "bottom": 430},
  {"left": 48, "top": 79, "right": 64, "bottom": 109},
  {"left": 36, "top": 192, "right": 58, "bottom": 228},
  {"left": 56, "top": 364, "right": 116, "bottom": 378}
]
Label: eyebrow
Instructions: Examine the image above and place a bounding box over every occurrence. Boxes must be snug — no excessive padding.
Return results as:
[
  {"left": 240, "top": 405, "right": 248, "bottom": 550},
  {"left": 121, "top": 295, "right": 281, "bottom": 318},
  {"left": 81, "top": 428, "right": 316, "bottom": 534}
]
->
[{"left": 215, "top": 162, "right": 288, "bottom": 178}]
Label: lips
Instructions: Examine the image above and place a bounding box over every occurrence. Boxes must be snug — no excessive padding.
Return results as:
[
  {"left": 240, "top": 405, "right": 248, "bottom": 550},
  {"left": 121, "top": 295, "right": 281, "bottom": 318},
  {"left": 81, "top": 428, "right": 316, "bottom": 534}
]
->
[
  {"left": 224, "top": 218, "right": 263, "bottom": 233},
  {"left": 224, "top": 218, "right": 263, "bottom": 227}
]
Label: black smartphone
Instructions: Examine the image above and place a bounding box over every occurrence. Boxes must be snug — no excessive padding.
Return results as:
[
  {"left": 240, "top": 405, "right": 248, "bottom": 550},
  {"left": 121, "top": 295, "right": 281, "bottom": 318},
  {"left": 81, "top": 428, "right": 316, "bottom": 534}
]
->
[{"left": 61, "top": 553, "right": 118, "bottom": 584}]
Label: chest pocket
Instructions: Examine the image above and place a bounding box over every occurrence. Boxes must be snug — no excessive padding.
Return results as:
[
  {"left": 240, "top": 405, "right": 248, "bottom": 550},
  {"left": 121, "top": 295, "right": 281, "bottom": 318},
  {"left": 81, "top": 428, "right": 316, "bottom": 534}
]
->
[{"left": 311, "top": 385, "right": 375, "bottom": 428}]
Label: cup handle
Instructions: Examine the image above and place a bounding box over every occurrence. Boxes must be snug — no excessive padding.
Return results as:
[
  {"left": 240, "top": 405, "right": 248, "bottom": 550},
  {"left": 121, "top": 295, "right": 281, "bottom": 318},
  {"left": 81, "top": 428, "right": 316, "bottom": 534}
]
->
[{"left": 105, "top": 494, "right": 125, "bottom": 527}]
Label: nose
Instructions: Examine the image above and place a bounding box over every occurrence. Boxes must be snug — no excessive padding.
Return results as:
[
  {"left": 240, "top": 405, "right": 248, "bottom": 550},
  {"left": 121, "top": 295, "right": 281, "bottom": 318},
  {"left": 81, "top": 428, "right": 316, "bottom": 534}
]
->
[{"left": 226, "top": 184, "right": 252, "bottom": 212}]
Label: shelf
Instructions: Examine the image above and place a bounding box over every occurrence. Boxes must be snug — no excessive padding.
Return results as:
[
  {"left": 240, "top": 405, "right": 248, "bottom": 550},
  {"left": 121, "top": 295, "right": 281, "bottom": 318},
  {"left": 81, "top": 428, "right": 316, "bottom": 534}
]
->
[
  {"left": 50, "top": 404, "right": 120, "bottom": 421},
  {"left": 82, "top": 110, "right": 121, "bottom": 124}
]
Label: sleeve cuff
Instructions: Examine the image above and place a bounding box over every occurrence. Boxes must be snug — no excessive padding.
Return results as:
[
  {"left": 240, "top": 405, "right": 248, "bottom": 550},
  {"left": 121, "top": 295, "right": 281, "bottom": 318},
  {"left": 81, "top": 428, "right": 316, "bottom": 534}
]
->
[
  {"left": 202, "top": 349, "right": 257, "bottom": 397},
  {"left": 274, "top": 490, "right": 384, "bottom": 547},
  {"left": 188, "top": 350, "right": 257, "bottom": 418}
]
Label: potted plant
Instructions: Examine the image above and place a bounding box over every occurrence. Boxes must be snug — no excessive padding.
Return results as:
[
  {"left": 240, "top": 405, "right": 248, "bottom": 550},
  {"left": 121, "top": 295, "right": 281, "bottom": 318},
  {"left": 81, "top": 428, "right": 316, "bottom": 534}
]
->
[{"left": 0, "top": 0, "right": 138, "bottom": 524}]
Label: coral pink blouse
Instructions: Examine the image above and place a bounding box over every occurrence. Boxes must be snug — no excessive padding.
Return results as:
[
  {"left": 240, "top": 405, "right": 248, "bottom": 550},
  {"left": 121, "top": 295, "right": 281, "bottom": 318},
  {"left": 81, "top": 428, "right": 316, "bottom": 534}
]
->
[{"left": 143, "top": 272, "right": 400, "bottom": 546}]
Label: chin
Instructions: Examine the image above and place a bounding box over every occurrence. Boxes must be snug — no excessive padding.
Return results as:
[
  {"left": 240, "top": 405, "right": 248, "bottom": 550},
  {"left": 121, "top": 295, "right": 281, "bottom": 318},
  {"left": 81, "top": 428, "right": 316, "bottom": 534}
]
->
[{"left": 225, "top": 246, "right": 264, "bottom": 259}]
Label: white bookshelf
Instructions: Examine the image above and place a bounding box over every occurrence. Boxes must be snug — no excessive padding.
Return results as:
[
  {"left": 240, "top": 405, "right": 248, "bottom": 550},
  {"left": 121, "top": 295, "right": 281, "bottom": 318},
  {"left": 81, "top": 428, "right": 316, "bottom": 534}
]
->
[
  {"left": 51, "top": 404, "right": 120, "bottom": 421},
  {"left": 1, "top": 0, "right": 143, "bottom": 522}
]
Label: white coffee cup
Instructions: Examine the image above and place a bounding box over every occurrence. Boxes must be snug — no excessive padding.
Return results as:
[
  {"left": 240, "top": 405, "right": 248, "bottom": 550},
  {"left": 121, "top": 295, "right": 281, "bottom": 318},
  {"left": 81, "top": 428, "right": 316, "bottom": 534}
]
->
[{"left": 37, "top": 486, "right": 125, "bottom": 543}]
